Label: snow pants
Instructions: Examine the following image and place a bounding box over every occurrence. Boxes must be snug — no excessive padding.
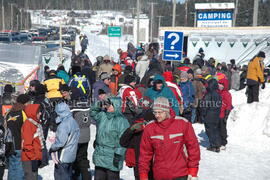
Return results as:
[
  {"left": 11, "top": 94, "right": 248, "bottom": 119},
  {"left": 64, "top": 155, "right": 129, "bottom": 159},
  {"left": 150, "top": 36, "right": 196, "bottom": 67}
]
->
[
  {"left": 219, "top": 118, "right": 228, "bottom": 146},
  {"left": 8, "top": 150, "right": 24, "bottom": 180},
  {"left": 247, "top": 81, "right": 259, "bottom": 103},
  {"left": 205, "top": 122, "right": 221, "bottom": 148},
  {"left": 94, "top": 166, "right": 119, "bottom": 180},
  {"left": 54, "top": 163, "right": 72, "bottom": 180},
  {"left": 72, "top": 142, "right": 91, "bottom": 180}
]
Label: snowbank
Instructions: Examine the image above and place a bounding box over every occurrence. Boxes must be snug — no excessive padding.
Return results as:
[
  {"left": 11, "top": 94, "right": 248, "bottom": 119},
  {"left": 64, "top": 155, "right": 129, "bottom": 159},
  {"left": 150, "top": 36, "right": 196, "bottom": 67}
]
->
[{"left": 228, "top": 84, "right": 270, "bottom": 150}]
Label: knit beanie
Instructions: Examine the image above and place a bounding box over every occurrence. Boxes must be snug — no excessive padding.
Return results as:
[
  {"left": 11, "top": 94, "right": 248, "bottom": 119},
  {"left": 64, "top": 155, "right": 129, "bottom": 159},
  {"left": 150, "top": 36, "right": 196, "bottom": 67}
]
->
[
  {"left": 16, "top": 94, "right": 30, "bottom": 104},
  {"left": 180, "top": 71, "right": 189, "bottom": 79},
  {"left": 257, "top": 51, "right": 266, "bottom": 58},
  {"left": 4, "top": 84, "right": 14, "bottom": 93},
  {"left": 153, "top": 97, "right": 170, "bottom": 112},
  {"left": 124, "top": 75, "right": 136, "bottom": 85},
  {"left": 100, "top": 72, "right": 111, "bottom": 80}
]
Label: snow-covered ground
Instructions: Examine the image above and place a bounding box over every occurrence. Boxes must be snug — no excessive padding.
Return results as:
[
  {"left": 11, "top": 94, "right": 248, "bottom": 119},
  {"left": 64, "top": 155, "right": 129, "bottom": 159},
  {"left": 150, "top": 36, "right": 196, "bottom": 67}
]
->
[{"left": 1, "top": 28, "right": 270, "bottom": 179}]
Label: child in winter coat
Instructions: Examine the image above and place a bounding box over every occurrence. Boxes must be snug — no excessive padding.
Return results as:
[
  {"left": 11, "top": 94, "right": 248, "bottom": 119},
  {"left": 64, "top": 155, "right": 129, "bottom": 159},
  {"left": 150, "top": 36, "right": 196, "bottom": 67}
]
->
[
  {"left": 49, "top": 103, "right": 80, "bottom": 180},
  {"left": 218, "top": 78, "right": 232, "bottom": 150},
  {"left": 22, "top": 104, "right": 43, "bottom": 180}
]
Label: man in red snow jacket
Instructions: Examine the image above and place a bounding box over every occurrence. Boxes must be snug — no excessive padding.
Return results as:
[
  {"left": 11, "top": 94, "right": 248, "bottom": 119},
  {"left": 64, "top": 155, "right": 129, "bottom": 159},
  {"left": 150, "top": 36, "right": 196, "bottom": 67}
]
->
[
  {"left": 218, "top": 78, "right": 232, "bottom": 150},
  {"left": 139, "top": 97, "right": 200, "bottom": 180}
]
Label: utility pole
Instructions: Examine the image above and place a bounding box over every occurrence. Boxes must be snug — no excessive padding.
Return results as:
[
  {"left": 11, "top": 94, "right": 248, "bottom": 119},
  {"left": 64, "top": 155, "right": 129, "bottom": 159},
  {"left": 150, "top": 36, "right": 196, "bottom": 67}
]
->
[
  {"left": 148, "top": 2, "right": 157, "bottom": 43},
  {"left": 172, "top": 0, "right": 176, "bottom": 27},
  {"left": 10, "top": 4, "right": 14, "bottom": 30},
  {"left": 17, "top": 14, "right": 19, "bottom": 31},
  {"left": 253, "top": 0, "right": 259, "bottom": 26},
  {"left": 185, "top": 0, "right": 188, "bottom": 26},
  {"left": 59, "top": 21, "right": 63, "bottom": 63},
  {"left": 20, "top": 9, "right": 23, "bottom": 30},
  {"left": 2, "top": 0, "right": 5, "bottom": 31},
  {"left": 157, "top": 16, "right": 164, "bottom": 40},
  {"left": 233, "top": 0, "right": 238, "bottom": 27},
  {"left": 136, "top": 0, "right": 140, "bottom": 46}
]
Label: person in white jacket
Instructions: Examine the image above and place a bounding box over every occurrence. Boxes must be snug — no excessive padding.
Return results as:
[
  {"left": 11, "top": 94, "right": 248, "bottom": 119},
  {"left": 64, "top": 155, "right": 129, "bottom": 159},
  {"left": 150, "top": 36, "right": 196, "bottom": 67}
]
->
[{"left": 136, "top": 55, "right": 150, "bottom": 82}]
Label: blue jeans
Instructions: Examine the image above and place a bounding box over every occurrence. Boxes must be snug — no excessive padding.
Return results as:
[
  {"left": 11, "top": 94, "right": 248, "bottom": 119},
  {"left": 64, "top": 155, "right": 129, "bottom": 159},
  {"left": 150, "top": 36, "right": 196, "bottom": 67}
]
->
[
  {"left": 54, "top": 163, "right": 72, "bottom": 180},
  {"left": 8, "top": 150, "right": 24, "bottom": 180}
]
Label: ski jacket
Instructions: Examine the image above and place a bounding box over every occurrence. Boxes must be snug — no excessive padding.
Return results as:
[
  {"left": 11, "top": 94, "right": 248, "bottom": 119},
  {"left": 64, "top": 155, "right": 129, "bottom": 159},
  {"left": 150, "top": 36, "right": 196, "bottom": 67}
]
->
[
  {"left": 247, "top": 57, "right": 265, "bottom": 83},
  {"left": 56, "top": 70, "right": 70, "bottom": 84},
  {"left": 50, "top": 103, "right": 80, "bottom": 163},
  {"left": 144, "top": 74, "right": 180, "bottom": 115},
  {"left": 43, "top": 76, "right": 65, "bottom": 99},
  {"left": 231, "top": 70, "right": 240, "bottom": 90},
  {"left": 109, "top": 64, "right": 122, "bottom": 95},
  {"left": 118, "top": 85, "right": 142, "bottom": 113},
  {"left": 90, "top": 97, "right": 130, "bottom": 172},
  {"left": 218, "top": 78, "right": 232, "bottom": 119},
  {"left": 139, "top": 114, "right": 200, "bottom": 180},
  {"left": 179, "top": 81, "right": 195, "bottom": 109},
  {"left": 92, "top": 80, "right": 111, "bottom": 102},
  {"left": 21, "top": 104, "right": 43, "bottom": 161},
  {"left": 136, "top": 55, "right": 150, "bottom": 82},
  {"left": 98, "top": 63, "right": 114, "bottom": 78},
  {"left": 68, "top": 73, "right": 91, "bottom": 98}
]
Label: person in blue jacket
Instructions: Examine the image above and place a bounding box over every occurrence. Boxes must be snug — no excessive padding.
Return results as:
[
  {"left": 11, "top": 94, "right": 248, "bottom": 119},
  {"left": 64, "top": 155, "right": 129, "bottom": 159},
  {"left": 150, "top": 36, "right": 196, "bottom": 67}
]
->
[
  {"left": 56, "top": 65, "right": 70, "bottom": 84},
  {"left": 49, "top": 102, "right": 80, "bottom": 180},
  {"left": 144, "top": 74, "right": 180, "bottom": 116},
  {"left": 179, "top": 71, "right": 195, "bottom": 122},
  {"left": 90, "top": 97, "right": 130, "bottom": 180}
]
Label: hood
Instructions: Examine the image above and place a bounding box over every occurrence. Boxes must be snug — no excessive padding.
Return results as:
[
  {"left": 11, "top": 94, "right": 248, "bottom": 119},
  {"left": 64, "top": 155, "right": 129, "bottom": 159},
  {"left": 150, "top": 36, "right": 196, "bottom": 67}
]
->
[
  {"left": 206, "top": 79, "right": 219, "bottom": 92},
  {"left": 113, "top": 64, "right": 122, "bottom": 76},
  {"left": 218, "top": 78, "right": 229, "bottom": 91},
  {"left": 24, "top": 104, "right": 40, "bottom": 121},
  {"left": 163, "top": 71, "right": 173, "bottom": 82},
  {"left": 55, "top": 102, "right": 72, "bottom": 123},
  {"left": 107, "top": 97, "right": 123, "bottom": 116}
]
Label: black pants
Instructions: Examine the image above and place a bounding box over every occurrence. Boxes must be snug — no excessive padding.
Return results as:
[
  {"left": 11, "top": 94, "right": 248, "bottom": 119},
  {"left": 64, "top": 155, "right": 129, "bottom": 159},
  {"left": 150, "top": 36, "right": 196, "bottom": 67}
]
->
[
  {"left": 0, "top": 166, "right": 5, "bottom": 180},
  {"left": 219, "top": 118, "right": 227, "bottom": 146},
  {"left": 73, "top": 143, "right": 91, "bottom": 180},
  {"left": 55, "top": 163, "right": 72, "bottom": 180},
  {"left": 95, "top": 166, "right": 119, "bottom": 180},
  {"left": 247, "top": 83, "right": 259, "bottom": 103},
  {"left": 174, "top": 176, "right": 188, "bottom": 180},
  {"left": 205, "top": 122, "right": 221, "bottom": 148}
]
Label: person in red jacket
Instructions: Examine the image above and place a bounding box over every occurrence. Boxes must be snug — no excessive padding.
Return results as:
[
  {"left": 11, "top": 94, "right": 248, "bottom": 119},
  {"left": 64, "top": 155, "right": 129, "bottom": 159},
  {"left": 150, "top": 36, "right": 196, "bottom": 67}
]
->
[
  {"left": 22, "top": 104, "right": 44, "bottom": 180},
  {"left": 218, "top": 78, "right": 232, "bottom": 150},
  {"left": 139, "top": 97, "right": 200, "bottom": 180},
  {"left": 163, "top": 71, "right": 184, "bottom": 114}
]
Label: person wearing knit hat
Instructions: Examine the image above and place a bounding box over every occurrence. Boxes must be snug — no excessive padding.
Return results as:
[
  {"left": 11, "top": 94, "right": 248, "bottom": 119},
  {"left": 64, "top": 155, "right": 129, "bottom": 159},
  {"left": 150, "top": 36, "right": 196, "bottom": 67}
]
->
[
  {"left": 180, "top": 71, "right": 189, "bottom": 81},
  {"left": 139, "top": 98, "right": 200, "bottom": 180}
]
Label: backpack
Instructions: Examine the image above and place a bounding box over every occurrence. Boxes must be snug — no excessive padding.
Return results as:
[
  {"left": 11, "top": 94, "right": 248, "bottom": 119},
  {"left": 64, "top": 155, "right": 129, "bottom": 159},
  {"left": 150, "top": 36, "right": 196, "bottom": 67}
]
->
[{"left": 69, "top": 74, "right": 91, "bottom": 98}]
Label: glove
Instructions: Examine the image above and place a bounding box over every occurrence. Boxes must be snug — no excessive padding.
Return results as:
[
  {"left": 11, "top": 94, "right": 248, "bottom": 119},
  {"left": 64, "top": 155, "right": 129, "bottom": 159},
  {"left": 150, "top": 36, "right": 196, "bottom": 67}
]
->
[
  {"left": 113, "top": 153, "right": 122, "bottom": 168},
  {"left": 261, "top": 82, "right": 265, "bottom": 89},
  {"left": 31, "top": 160, "right": 41, "bottom": 172},
  {"left": 130, "top": 122, "right": 144, "bottom": 132},
  {"left": 187, "top": 175, "right": 198, "bottom": 180}
]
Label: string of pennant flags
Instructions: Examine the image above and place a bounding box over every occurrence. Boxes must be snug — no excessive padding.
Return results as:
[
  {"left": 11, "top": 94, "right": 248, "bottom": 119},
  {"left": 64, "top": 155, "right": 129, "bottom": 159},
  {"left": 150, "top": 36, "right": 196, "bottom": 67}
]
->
[{"left": 191, "top": 38, "right": 270, "bottom": 48}]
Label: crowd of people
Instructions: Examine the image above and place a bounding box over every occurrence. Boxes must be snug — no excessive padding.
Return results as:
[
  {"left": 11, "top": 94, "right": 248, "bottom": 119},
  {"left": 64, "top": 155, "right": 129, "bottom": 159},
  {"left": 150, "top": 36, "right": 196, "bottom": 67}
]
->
[{"left": 0, "top": 37, "right": 268, "bottom": 180}]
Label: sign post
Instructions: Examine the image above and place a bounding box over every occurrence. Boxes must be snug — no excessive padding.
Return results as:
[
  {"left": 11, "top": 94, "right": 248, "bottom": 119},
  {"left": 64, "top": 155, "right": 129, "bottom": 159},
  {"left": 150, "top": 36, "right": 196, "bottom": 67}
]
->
[{"left": 162, "top": 31, "right": 184, "bottom": 62}]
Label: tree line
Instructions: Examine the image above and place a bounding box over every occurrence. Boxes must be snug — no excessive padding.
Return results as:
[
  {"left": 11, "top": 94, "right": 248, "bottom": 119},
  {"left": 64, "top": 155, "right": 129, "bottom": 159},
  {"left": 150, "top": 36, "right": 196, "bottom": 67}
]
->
[{"left": 1, "top": 0, "right": 270, "bottom": 32}]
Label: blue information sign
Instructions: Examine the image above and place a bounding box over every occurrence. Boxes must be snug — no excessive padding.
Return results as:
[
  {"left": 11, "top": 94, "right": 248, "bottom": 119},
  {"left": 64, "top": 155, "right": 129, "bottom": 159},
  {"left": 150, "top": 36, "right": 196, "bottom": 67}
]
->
[{"left": 163, "top": 31, "right": 183, "bottom": 61}]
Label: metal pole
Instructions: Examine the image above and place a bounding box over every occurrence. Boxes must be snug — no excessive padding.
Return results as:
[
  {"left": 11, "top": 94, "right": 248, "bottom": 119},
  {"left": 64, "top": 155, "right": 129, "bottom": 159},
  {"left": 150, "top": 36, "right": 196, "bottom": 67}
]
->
[
  {"left": 149, "top": 2, "right": 157, "bottom": 43},
  {"left": 253, "top": 0, "right": 259, "bottom": 26},
  {"left": 233, "top": 0, "right": 238, "bottom": 27},
  {"left": 59, "top": 21, "right": 63, "bottom": 64},
  {"left": 2, "top": 0, "right": 5, "bottom": 31},
  {"left": 20, "top": 9, "right": 23, "bottom": 30},
  {"left": 10, "top": 4, "right": 13, "bottom": 30},
  {"left": 17, "top": 14, "right": 19, "bottom": 31},
  {"left": 136, "top": 0, "right": 140, "bottom": 46},
  {"left": 172, "top": 0, "right": 176, "bottom": 27},
  {"left": 185, "top": 0, "right": 188, "bottom": 26},
  {"left": 157, "top": 16, "right": 164, "bottom": 40},
  {"left": 194, "top": 12, "right": 197, "bottom": 27}
]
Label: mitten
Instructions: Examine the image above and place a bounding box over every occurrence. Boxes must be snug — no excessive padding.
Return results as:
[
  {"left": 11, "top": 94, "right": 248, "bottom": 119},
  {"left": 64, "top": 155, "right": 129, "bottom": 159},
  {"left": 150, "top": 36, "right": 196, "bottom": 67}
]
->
[
  {"left": 113, "top": 153, "right": 122, "bottom": 168},
  {"left": 188, "top": 167, "right": 198, "bottom": 180},
  {"left": 187, "top": 175, "right": 198, "bottom": 180},
  {"left": 130, "top": 122, "right": 144, "bottom": 132}
]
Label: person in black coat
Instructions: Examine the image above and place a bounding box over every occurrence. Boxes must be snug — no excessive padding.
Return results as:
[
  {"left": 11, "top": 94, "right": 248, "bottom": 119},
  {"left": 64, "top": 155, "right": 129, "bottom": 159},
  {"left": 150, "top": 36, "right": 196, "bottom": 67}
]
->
[
  {"left": 119, "top": 109, "right": 155, "bottom": 180},
  {"left": 201, "top": 79, "right": 222, "bottom": 153},
  {"left": 140, "top": 62, "right": 163, "bottom": 87},
  {"left": 239, "top": 65, "right": 248, "bottom": 90}
]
